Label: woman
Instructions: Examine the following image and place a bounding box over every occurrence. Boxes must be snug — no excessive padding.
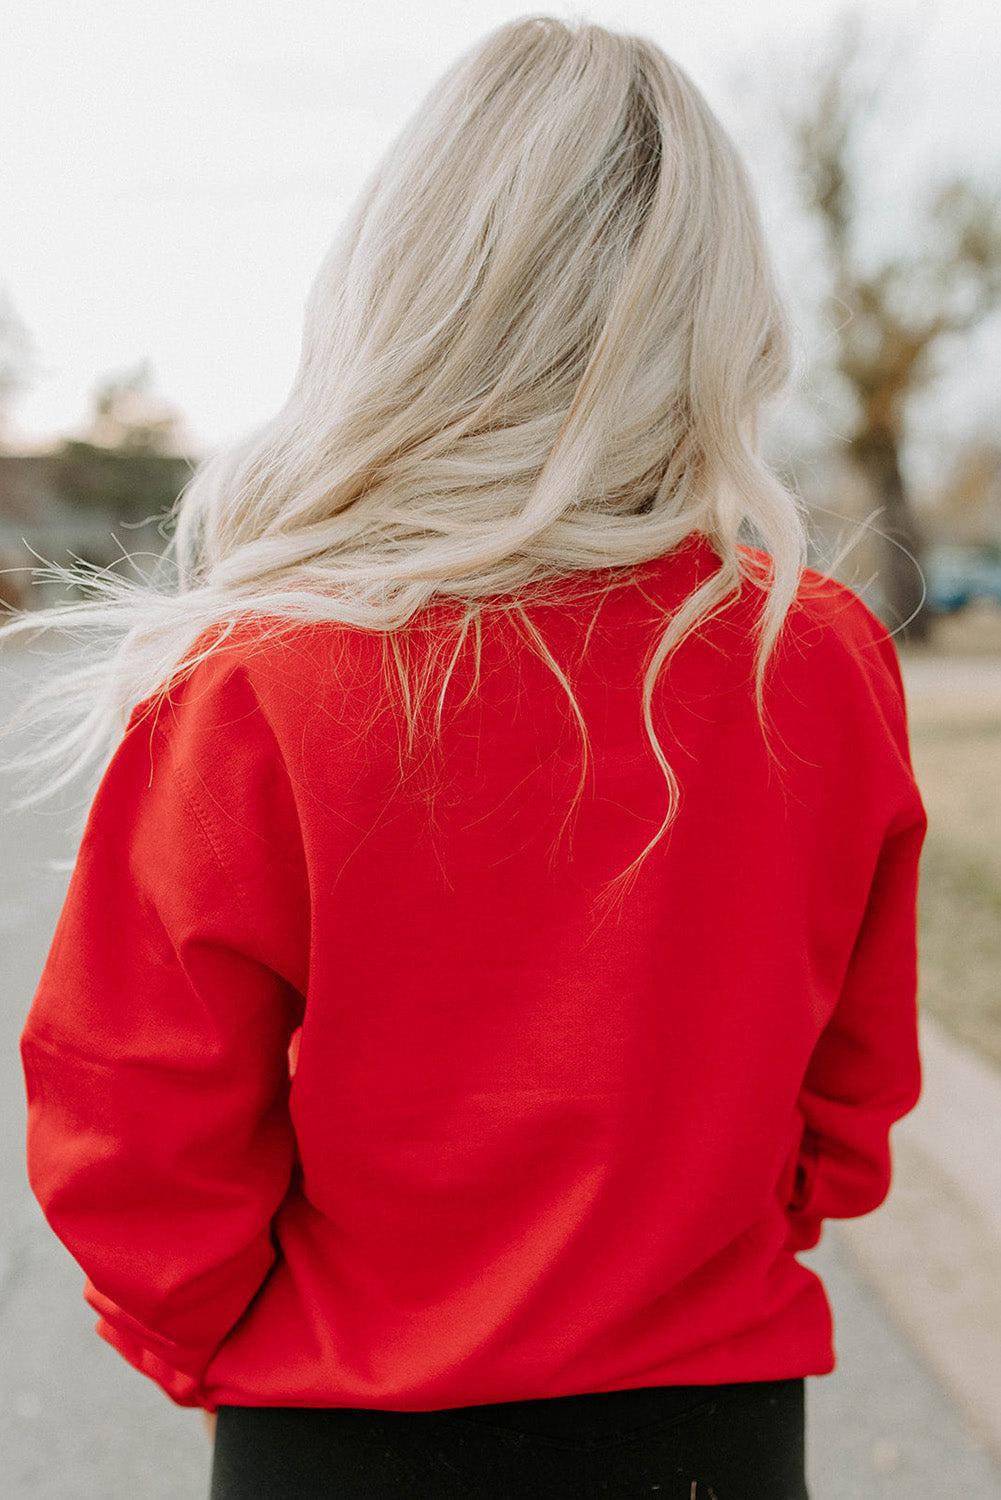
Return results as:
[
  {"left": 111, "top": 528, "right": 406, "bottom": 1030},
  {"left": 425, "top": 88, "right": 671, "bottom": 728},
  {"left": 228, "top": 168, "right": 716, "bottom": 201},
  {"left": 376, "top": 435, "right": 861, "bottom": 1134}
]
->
[{"left": 8, "top": 14, "right": 926, "bottom": 1499}]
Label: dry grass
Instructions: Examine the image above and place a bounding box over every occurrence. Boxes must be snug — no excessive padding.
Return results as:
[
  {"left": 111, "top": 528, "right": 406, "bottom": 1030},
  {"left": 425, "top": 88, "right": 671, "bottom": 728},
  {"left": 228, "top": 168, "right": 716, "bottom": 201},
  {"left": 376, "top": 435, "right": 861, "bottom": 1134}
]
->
[{"left": 902, "top": 606, "right": 1001, "bottom": 1070}]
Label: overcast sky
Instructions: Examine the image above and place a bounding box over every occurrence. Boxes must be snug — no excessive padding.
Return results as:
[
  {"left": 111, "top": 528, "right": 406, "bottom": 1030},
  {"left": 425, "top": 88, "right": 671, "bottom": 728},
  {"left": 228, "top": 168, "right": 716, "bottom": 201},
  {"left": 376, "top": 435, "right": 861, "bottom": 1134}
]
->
[{"left": 3, "top": 0, "right": 1000, "bottom": 467}]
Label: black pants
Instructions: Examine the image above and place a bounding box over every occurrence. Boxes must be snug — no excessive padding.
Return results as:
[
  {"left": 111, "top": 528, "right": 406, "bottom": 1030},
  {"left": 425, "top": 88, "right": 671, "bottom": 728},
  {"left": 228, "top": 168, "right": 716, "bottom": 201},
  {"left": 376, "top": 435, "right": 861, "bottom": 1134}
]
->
[{"left": 208, "top": 1376, "right": 808, "bottom": 1499}]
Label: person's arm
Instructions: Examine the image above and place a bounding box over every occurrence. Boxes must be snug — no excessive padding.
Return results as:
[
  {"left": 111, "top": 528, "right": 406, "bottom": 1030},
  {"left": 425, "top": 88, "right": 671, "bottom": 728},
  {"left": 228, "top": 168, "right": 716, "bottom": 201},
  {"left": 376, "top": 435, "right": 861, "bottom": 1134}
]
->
[
  {"left": 785, "top": 608, "right": 928, "bottom": 1250},
  {"left": 19, "top": 657, "right": 307, "bottom": 1409},
  {"left": 785, "top": 800, "right": 926, "bottom": 1249}
]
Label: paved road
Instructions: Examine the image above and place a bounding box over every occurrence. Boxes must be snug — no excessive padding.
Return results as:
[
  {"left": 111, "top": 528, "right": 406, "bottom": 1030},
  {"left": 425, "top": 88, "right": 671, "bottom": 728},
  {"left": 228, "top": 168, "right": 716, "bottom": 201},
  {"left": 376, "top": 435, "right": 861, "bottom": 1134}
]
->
[{"left": 2, "top": 638, "right": 999, "bottom": 1498}]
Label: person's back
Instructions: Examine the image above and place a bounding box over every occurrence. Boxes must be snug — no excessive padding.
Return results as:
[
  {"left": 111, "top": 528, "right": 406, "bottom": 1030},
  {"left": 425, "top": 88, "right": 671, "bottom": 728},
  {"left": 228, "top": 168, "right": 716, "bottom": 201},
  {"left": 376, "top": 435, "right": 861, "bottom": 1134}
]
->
[
  {"left": 8, "top": 17, "right": 927, "bottom": 1499},
  {"left": 19, "top": 534, "right": 924, "bottom": 1474},
  {"left": 181, "top": 531, "right": 921, "bottom": 1407}
]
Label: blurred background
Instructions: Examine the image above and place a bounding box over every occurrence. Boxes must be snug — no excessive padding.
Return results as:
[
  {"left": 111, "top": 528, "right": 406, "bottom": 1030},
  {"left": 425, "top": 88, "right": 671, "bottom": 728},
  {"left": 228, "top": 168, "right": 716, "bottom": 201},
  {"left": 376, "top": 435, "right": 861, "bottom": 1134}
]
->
[{"left": 1, "top": 2, "right": 999, "bottom": 1496}]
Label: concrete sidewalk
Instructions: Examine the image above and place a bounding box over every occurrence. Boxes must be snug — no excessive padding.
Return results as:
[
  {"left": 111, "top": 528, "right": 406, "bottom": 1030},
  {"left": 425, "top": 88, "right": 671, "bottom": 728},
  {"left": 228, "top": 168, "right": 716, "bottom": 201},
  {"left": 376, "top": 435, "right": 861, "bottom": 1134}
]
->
[
  {"left": 834, "top": 1013, "right": 1001, "bottom": 1476},
  {"left": 806, "top": 1222, "right": 1000, "bottom": 1498}
]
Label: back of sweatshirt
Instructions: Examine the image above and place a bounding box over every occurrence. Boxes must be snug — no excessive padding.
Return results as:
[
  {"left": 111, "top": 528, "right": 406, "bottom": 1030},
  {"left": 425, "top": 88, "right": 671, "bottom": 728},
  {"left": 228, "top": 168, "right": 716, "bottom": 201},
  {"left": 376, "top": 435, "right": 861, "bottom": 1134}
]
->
[{"left": 20, "top": 531, "right": 927, "bottom": 1411}]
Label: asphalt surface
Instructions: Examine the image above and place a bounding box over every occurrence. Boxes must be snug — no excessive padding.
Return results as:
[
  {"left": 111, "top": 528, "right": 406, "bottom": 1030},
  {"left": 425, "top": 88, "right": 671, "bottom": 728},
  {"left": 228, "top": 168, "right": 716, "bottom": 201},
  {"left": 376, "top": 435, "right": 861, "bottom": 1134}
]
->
[{"left": 2, "top": 636, "right": 998, "bottom": 1498}]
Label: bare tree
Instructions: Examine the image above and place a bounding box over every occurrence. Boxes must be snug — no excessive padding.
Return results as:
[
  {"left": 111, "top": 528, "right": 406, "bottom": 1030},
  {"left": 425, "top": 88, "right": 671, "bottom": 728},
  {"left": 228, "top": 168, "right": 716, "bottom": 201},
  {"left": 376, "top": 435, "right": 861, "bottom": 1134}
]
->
[
  {"left": 930, "top": 438, "right": 1001, "bottom": 549},
  {"left": 55, "top": 362, "right": 193, "bottom": 527},
  {"left": 85, "top": 359, "right": 187, "bottom": 456},
  {"left": 783, "top": 10, "right": 1001, "bottom": 640}
]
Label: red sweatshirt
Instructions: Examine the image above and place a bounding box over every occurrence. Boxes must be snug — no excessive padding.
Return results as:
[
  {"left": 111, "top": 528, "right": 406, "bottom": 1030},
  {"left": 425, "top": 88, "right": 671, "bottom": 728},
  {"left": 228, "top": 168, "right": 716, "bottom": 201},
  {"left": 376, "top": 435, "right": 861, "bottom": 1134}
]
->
[{"left": 19, "top": 532, "right": 927, "bottom": 1413}]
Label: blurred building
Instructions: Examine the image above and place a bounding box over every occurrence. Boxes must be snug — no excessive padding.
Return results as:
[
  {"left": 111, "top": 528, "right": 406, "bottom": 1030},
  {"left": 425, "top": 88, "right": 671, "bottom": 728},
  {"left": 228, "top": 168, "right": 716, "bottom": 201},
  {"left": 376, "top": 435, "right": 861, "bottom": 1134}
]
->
[{"left": 0, "top": 450, "right": 187, "bottom": 612}]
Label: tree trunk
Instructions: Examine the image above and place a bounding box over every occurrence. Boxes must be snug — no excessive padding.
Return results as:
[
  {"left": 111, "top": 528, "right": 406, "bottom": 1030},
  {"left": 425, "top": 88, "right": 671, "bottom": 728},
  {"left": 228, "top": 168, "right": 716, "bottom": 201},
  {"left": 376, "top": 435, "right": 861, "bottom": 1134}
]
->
[{"left": 848, "top": 428, "right": 931, "bottom": 644}]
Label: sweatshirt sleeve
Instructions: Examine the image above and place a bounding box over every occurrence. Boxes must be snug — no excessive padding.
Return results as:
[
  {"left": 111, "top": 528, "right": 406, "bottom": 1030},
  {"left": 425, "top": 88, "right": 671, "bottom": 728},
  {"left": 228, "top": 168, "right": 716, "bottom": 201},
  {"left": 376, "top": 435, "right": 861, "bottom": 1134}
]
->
[
  {"left": 18, "top": 647, "right": 308, "bottom": 1409},
  {"left": 785, "top": 608, "right": 928, "bottom": 1252}
]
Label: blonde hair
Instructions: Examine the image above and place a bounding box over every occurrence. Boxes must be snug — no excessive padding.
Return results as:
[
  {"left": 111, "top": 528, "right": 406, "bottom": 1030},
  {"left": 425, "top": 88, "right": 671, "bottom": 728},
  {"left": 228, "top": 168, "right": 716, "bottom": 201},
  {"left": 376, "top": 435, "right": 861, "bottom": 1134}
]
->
[{"left": 0, "top": 13, "right": 819, "bottom": 909}]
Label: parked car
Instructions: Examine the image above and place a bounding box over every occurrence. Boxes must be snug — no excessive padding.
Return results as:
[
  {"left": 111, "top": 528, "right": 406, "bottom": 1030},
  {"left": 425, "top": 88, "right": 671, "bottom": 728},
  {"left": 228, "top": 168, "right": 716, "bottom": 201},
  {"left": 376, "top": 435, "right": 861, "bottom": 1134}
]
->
[{"left": 924, "top": 544, "right": 1001, "bottom": 614}]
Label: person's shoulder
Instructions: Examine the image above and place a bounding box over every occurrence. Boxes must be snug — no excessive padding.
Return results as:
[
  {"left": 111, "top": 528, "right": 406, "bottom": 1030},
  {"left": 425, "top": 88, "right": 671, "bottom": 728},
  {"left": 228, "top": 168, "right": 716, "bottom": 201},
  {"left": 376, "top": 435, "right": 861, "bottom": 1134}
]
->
[
  {"left": 790, "top": 563, "right": 907, "bottom": 704},
  {"left": 114, "top": 616, "right": 318, "bottom": 861},
  {"left": 792, "top": 563, "right": 896, "bottom": 646},
  {"left": 127, "top": 612, "right": 382, "bottom": 734},
  {"left": 125, "top": 618, "right": 269, "bottom": 749},
  {"left": 734, "top": 542, "right": 886, "bottom": 638},
  {"left": 729, "top": 545, "right": 916, "bottom": 767},
  {"left": 733, "top": 544, "right": 905, "bottom": 696},
  {"left": 776, "top": 558, "right": 920, "bottom": 802},
  {"left": 735, "top": 548, "right": 924, "bottom": 832}
]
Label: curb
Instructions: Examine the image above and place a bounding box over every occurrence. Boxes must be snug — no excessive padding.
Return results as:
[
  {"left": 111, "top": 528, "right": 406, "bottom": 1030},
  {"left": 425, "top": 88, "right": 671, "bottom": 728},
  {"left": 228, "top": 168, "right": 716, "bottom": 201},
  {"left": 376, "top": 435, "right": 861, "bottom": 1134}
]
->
[{"left": 836, "top": 1012, "right": 1001, "bottom": 1464}]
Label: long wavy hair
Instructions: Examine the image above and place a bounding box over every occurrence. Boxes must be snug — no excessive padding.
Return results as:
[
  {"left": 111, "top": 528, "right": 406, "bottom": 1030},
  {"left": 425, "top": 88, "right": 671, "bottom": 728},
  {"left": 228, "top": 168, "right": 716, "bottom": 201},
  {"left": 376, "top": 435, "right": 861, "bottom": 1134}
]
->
[{"left": 0, "top": 13, "right": 832, "bottom": 903}]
